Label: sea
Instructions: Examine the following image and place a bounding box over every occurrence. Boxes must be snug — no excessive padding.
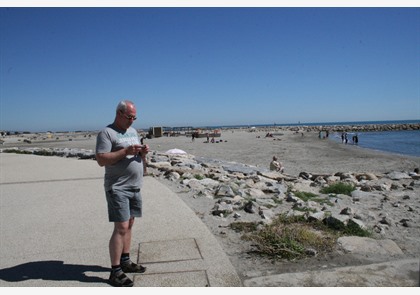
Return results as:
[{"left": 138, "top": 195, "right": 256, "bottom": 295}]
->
[
  {"left": 210, "top": 120, "right": 420, "bottom": 158},
  {"left": 328, "top": 129, "right": 420, "bottom": 158}
]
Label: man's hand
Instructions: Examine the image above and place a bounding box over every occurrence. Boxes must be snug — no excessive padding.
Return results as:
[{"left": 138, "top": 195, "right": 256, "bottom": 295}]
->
[
  {"left": 126, "top": 144, "right": 142, "bottom": 156},
  {"left": 138, "top": 144, "right": 150, "bottom": 158}
]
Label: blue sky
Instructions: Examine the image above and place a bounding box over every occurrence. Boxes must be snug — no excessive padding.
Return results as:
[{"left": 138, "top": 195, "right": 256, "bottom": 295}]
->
[{"left": 1, "top": 6, "right": 419, "bottom": 132}]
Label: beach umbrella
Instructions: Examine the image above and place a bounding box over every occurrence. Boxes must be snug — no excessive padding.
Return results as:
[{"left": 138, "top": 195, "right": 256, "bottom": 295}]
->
[{"left": 165, "top": 148, "right": 187, "bottom": 154}]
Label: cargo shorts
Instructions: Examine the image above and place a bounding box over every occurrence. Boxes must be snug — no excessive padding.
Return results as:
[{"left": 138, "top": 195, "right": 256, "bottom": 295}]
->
[{"left": 105, "top": 188, "right": 142, "bottom": 222}]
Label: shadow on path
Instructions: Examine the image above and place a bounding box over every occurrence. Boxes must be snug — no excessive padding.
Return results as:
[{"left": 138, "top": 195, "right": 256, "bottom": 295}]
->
[{"left": 0, "top": 260, "right": 109, "bottom": 285}]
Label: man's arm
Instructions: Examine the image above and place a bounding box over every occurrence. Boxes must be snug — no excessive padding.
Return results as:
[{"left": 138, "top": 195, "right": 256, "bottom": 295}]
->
[
  {"left": 96, "top": 148, "right": 128, "bottom": 167},
  {"left": 138, "top": 145, "right": 150, "bottom": 174},
  {"left": 96, "top": 145, "right": 141, "bottom": 167}
]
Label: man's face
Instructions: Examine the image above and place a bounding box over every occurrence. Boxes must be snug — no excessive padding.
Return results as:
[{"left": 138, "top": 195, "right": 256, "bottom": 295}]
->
[{"left": 117, "top": 103, "right": 137, "bottom": 130}]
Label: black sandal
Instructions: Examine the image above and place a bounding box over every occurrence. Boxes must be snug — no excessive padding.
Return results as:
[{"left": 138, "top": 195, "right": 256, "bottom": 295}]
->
[
  {"left": 121, "top": 261, "right": 147, "bottom": 273},
  {"left": 108, "top": 271, "right": 134, "bottom": 287}
]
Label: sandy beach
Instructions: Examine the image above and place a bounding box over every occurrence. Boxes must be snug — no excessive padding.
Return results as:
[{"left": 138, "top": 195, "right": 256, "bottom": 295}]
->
[
  {"left": 147, "top": 129, "right": 420, "bottom": 176},
  {"left": 4, "top": 128, "right": 418, "bottom": 176}
]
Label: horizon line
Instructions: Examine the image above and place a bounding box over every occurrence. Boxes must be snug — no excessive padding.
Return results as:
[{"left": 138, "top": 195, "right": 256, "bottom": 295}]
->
[{"left": 3, "top": 119, "right": 419, "bottom": 134}]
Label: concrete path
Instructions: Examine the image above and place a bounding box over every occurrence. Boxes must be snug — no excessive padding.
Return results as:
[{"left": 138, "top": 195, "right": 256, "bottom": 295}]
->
[{"left": 0, "top": 153, "right": 241, "bottom": 287}]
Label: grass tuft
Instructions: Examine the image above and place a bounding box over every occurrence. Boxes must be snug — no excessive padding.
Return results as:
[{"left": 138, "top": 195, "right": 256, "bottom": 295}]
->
[
  {"left": 241, "top": 214, "right": 371, "bottom": 260},
  {"left": 320, "top": 182, "right": 355, "bottom": 196}
]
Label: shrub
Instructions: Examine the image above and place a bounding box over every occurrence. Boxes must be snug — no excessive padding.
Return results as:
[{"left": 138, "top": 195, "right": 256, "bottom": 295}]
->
[
  {"left": 294, "top": 191, "right": 334, "bottom": 206},
  {"left": 242, "top": 213, "right": 372, "bottom": 261},
  {"left": 320, "top": 182, "right": 355, "bottom": 196},
  {"left": 294, "top": 191, "right": 317, "bottom": 201},
  {"left": 243, "top": 215, "right": 336, "bottom": 260},
  {"left": 194, "top": 174, "right": 205, "bottom": 180},
  {"left": 230, "top": 221, "right": 259, "bottom": 233}
]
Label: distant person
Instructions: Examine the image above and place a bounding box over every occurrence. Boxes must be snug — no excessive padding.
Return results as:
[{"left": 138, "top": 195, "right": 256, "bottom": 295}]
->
[
  {"left": 341, "top": 132, "right": 349, "bottom": 144},
  {"left": 409, "top": 168, "right": 419, "bottom": 176},
  {"left": 354, "top": 134, "right": 359, "bottom": 145},
  {"left": 95, "top": 100, "right": 149, "bottom": 287},
  {"left": 191, "top": 133, "right": 195, "bottom": 142},
  {"left": 270, "top": 156, "right": 284, "bottom": 173}
]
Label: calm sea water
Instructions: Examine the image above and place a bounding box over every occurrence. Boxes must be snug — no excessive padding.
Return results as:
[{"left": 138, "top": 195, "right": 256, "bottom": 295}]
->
[{"left": 329, "top": 130, "right": 420, "bottom": 157}]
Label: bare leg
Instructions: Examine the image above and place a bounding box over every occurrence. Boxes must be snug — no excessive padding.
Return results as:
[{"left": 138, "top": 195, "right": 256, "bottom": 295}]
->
[
  {"left": 122, "top": 217, "right": 135, "bottom": 255},
  {"left": 109, "top": 220, "right": 130, "bottom": 266}
]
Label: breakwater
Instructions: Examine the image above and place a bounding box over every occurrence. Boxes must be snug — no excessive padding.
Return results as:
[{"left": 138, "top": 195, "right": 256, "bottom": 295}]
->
[{"left": 229, "top": 123, "right": 420, "bottom": 133}]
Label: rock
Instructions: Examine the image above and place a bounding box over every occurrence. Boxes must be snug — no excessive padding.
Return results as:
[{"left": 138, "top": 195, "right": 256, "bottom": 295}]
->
[
  {"left": 337, "top": 236, "right": 403, "bottom": 255},
  {"left": 215, "top": 184, "right": 236, "bottom": 197},
  {"left": 386, "top": 171, "right": 411, "bottom": 180},
  {"left": 244, "top": 201, "right": 257, "bottom": 214}
]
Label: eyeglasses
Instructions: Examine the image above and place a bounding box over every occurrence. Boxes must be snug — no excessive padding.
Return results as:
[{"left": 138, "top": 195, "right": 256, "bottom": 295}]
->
[{"left": 120, "top": 111, "right": 137, "bottom": 121}]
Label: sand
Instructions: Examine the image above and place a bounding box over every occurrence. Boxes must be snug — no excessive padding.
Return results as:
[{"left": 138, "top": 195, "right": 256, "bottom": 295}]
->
[
  {"left": 146, "top": 130, "right": 419, "bottom": 175},
  {"left": 3, "top": 129, "right": 419, "bottom": 176},
  {"left": 3, "top": 129, "right": 419, "bottom": 175}
]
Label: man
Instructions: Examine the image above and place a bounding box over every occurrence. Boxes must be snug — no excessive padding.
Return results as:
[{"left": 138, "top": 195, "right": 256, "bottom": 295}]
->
[
  {"left": 270, "top": 156, "right": 284, "bottom": 173},
  {"left": 96, "top": 100, "right": 149, "bottom": 287}
]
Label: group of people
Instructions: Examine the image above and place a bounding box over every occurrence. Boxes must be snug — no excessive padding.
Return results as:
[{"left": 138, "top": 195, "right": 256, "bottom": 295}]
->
[
  {"left": 318, "top": 130, "right": 329, "bottom": 139},
  {"left": 192, "top": 133, "right": 216, "bottom": 143},
  {"left": 341, "top": 132, "right": 359, "bottom": 145},
  {"left": 207, "top": 134, "right": 216, "bottom": 143}
]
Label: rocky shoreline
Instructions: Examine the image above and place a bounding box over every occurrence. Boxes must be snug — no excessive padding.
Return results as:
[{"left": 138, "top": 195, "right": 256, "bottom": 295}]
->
[
  {"left": 249, "top": 122, "right": 420, "bottom": 132},
  {"left": 147, "top": 151, "right": 420, "bottom": 281}
]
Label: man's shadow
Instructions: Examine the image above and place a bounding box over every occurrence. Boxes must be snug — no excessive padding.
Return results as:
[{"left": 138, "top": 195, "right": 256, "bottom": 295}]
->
[{"left": 0, "top": 260, "right": 110, "bottom": 285}]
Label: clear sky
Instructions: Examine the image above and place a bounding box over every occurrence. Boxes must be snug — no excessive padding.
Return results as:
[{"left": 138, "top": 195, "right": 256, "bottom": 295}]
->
[{"left": 1, "top": 4, "right": 419, "bottom": 132}]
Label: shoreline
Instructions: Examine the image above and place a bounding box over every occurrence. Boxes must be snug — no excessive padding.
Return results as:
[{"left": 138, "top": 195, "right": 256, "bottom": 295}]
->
[{"left": 1, "top": 128, "right": 419, "bottom": 176}]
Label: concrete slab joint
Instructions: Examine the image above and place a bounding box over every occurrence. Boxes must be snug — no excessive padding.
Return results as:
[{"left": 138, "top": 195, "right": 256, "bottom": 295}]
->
[{"left": 133, "top": 238, "right": 210, "bottom": 287}]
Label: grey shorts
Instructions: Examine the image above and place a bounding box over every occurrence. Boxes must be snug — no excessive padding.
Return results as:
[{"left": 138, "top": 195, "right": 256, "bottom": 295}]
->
[{"left": 105, "top": 188, "right": 142, "bottom": 222}]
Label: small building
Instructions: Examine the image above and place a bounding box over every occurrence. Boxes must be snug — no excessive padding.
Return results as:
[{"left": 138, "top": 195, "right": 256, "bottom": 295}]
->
[{"left": 148, "top": 126, "right": 163, "bottom": 138}]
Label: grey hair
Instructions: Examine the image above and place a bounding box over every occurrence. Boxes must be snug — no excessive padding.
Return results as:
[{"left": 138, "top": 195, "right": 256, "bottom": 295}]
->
[{"left": 116, "top": 100, "right": 135, "bottom": 113}]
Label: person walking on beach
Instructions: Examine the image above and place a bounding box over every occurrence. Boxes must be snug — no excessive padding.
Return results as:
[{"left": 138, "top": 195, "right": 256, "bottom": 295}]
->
[
  {"left": 270, "top": 156, "right": 284, "bottom": 173},
  {"left": 95, "top": 100, "right": 149, "bottom": 287}
]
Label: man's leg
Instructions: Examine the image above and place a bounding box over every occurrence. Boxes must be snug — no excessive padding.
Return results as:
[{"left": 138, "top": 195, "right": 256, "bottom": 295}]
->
[
  {"left": 108, "top": 220, "right": 134, "bottom": 287},
  {"left": 122, "top": 217, "right": 134, "bottom": 254},
  {"left": 120, "top": 217, "right": 146, "bottom": 273},
  {"left": 110, "top": 220, "right": 130, "bottom": 266}
]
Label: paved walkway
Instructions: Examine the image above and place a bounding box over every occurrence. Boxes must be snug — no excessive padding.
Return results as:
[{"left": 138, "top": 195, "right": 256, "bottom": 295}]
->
[{"left": 0, "top": 153, "right": 241, "bottom": 287}]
